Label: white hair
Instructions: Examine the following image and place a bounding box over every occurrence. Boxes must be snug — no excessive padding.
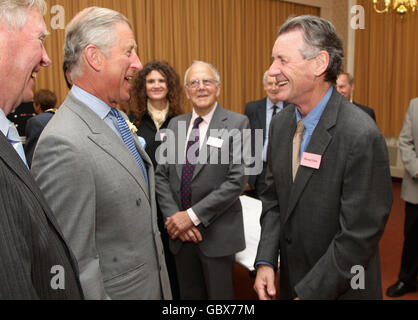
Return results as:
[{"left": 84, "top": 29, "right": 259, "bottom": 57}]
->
[
  {"left": 64, "top": 6, "right": 130, "bottom": 80},
  {"left": 0, "top": 0, "right": 47, "bottom": 29},
  {"left": 184, "top": 60, "right": 221, "bottom": 85}
]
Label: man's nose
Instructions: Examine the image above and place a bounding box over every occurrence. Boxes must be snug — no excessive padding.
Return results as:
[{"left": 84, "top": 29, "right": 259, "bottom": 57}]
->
[{"left": 40, "top": 45, "right": 52, "bottom": 67}]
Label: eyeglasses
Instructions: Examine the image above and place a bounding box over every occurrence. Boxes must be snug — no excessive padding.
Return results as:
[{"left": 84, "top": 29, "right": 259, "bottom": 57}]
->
[{"left": 186, "top": 78, "right": 217, "bottom": 89}]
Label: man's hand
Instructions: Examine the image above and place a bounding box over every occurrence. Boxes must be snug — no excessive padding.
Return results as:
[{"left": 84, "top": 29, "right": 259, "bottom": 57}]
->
[
  {"left": 253, "top": 265, "right": 276, "bottom": 300},
  {"left": 166, "top": 211, "right": 194, "bottom": 239},
  {"left": 178, "top": 227, "right": 203, "bottom": 243}
]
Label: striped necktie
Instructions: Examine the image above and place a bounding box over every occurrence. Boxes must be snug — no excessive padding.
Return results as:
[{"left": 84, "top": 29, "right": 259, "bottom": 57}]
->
[
  {"left": 109, "top": 108, "right": 148, "bottom": 184},
  {"left": 180, "top": 117, "right": 204, "bottom": 210}
]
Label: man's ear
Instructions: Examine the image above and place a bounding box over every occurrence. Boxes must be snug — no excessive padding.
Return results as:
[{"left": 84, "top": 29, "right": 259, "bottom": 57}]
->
[
  {"left": 84, "top": 44, "right": 103, "bottom": 72},
  {"left": 313, "top": 50, "right": 330, "bottom": 77}
]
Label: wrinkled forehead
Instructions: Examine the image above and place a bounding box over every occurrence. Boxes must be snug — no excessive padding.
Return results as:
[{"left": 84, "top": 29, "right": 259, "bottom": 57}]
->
[
  {"left": 273, "top": 30, "right": 306, "bottom": 55},
  {"left": 186, "top": 63, "right": 216, "bottom": 81}
]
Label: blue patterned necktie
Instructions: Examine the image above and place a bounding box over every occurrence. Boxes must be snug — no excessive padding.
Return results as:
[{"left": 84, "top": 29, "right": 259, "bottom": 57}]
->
[
  {"left": 109, "top": 108, "right": 148, "bottom": 184},
  {"left": 181, "top": 117, "right": 204, "bottom": 211},
  {"left": 7, "top": 123, "right": 28, "bottom": 168}
]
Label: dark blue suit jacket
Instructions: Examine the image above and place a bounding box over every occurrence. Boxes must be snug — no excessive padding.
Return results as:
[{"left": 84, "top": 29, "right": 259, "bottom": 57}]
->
[{"left": 24, "top": 111, "right": 54, "bottom": 168}]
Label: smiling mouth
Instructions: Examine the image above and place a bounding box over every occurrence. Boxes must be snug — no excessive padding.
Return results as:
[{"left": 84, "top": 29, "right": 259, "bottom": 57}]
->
[{"left": 279, "top": 80, "right": 289, "bottom": 87}]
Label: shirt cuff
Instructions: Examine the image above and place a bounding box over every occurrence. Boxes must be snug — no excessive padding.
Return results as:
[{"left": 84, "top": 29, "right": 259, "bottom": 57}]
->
[
  {"left": 255, "top": 261, "right": 277, "bottom": 273},
  {"left": 187, "top": 208, "right": 201, "bottom": 226}
]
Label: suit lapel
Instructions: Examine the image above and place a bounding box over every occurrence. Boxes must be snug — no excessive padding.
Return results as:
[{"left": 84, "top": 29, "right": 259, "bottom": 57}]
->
[
  {"left": 283, "top": 90, "right": 340, "bottom": 225},
  {"left": 175, "top": 113, "right": 192, "bottom": 180},
  {"left": 0, "top": 132, "right": 70, "bottom": 246},
  {"left": 257, "top": 98, "right": 268, "bottom": 142},
  {"left": 192, "top": 105, "right": 228, "bottom": 180},
  {"left": 65, "top": 94, "right": 150, "bottom": 200}
]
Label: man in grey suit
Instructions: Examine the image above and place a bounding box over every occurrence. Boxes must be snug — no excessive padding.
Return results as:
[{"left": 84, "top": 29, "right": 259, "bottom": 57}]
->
[
  {"left": 386, "top": 97, "right": 418, "bottom": 297},
  {"left": 0, "top": 0, "right": 83, "bottom": 299},
  {"left": 32, "top": 7, "right": 171, "bottom": 300},
  {"left": 155, "top": 61, "right": 249, "bottom": 299},
  {"left": 254, "top": 15, "right": 393, "bottom": 300}
]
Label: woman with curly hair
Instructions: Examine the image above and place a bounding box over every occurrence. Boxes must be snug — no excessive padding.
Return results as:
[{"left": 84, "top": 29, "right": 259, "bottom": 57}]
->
[
  {"left": 130, "top": 60, "right": 183, "bottom": 168},
  {"left": 130, "top": 60, "right": 183, "bottom": 299}
]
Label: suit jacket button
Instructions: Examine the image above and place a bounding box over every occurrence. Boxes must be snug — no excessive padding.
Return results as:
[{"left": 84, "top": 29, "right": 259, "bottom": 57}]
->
[
  {"left": 286, "top": 237, "right": 292, "bottom": 244},
  {"left": 136, "top": 199, "right": 141, "bottom": 206}
]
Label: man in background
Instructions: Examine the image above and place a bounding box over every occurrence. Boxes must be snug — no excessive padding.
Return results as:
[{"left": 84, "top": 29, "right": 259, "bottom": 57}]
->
[
  {"left": 155, "top": 61, "right": 248, "bottom": 299},
  {"left": 336, "top": 72, "right": 376, "bottom": 121},
  {"left": 245, "top": 70, "right": 287, "bottom": 198},
  {"left": 386, "top": 97, "right": 418, "bottom": 297},
  {"left": 0, "top": 0, "right": 83, "bottom": 299},
  {"left": 25, "top": 89, "right": 57, "bottom": 167},
  {"left": 32, "top": 7, "right": 171, "bottom": 300}
]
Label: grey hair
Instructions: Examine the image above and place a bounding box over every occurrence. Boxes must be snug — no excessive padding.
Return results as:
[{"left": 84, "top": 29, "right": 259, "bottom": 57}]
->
[
  {"left": 64, "top": 6, "right": 130, "bottom": 80},
  {"left": 0, "top": 0, "right": 47, "bottom": 29},
  {"left": 184, "top": 60, "right": 221, "bottom": 85},
  {"left": 278, "top": 15, "right": 344, "bottom": 84}
]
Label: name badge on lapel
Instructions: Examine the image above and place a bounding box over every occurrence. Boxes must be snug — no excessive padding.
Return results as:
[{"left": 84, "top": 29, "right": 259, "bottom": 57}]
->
[
  {"left": 300, "top": 152, "right": 322, "bottom": 169},
  {"left": 207, "top": 136, "right": 224, "bottom": 149}
]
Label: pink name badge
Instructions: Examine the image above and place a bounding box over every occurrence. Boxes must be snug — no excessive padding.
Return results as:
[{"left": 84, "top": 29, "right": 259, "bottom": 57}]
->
[{"left": 300, "top": 152, "right": 322, "bottom": 169}]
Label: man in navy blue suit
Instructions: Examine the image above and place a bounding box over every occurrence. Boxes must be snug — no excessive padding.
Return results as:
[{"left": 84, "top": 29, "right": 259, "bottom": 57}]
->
[{"left": 24, "top": 89, "right": 57, "bottom": 167}]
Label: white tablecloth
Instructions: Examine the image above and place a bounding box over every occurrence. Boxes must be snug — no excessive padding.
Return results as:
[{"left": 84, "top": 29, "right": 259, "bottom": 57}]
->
[{"left": 235, "top": 195, "right": 280, "bottom": 271}]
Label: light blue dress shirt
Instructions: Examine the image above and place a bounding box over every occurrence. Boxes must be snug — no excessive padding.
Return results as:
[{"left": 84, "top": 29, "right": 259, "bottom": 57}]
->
[
  {"left": 0, "top": 109, "right": 28, "bottom": 167},
  {"left": 71, "top": 85, "right": 121, "bottom": 137},
  {"left": 296, "top": 86, "right": 333, "bottom": 158},
  {"left": 263, "top": 99, "right": 284, "bottom": 162}
]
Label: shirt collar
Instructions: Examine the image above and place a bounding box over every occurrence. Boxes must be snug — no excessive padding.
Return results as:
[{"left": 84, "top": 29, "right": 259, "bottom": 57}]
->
[
  {"left": 191, "top": 102, "right": 218, "bottom": 126},
  {"left": 0, "top": 109, "right": 11, "bottom": 137},
  {"left": 70, "top": 85, "right": 111, "bottom": 120},
  {"left": 296, "top": 86, "right": 333, "bottom": 131},
  {"left": 267, "top": 97, "right": 283, "bottom": 111}
]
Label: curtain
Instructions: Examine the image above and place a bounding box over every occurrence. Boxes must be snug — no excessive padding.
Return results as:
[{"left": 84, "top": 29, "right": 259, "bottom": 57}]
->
[
  {"left": 355, "top": 0, "right": 418, "bottom": 137},
  {"left": 36, "top": 0, "right": 319, "bottom": 114}
]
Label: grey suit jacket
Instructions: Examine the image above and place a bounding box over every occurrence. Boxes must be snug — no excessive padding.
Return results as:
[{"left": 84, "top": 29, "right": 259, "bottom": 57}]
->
[
  {"left": 31, "top": 93, "right": 171, "bottom": 300},
  {"left": 255, "top": 89, "right": 393, "bottom": 300},
  {"left": 399, "top": 97, "right": 418, "bottom": 204},
  {"left": 0, "top": 132, "right": 83, "bottom": 299},
  {"left": 155, "top": 105, "right": 248, "bottom": 257}
]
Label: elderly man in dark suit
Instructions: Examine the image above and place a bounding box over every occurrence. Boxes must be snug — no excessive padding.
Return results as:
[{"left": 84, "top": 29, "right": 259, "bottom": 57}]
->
[
  {"left": 253, "top": 15, "right": 393, "bottom": 300},
  {"left": 245, "top": 71, "right": 287, "bottom": 198},
  {"left": 0, "top": 0, "right": 83, "bottom": 299},
  {"left": 336, "top": 72, "right": 376, "bottom": 121},
  {"left": 155, "top": 61, "right": 249, "bottom": 299}
]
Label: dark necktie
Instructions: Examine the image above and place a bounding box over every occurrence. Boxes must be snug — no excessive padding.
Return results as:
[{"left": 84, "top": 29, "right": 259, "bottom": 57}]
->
[
  {"left": 181, "top": 117, "right": 204, "bottom": 210},
  {"left": 272, "top": 105, "right": 278, "bottom": 116},
  {"left": 109, "top": 108, "right": 148, "bottom": 184}
]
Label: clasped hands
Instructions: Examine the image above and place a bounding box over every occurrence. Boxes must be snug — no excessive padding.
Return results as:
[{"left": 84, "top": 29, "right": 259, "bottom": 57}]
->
[{"left": 165, "top": 211, "right": 202, "bottom": 244}]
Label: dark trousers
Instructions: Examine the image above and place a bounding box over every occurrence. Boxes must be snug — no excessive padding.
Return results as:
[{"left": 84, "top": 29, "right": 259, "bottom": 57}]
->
[
  {"left": 398, "top": 202, "right": 418, "bottom": 285},
  {"left": 174, "top": 243, "right": 235, "bottom": 300}
]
